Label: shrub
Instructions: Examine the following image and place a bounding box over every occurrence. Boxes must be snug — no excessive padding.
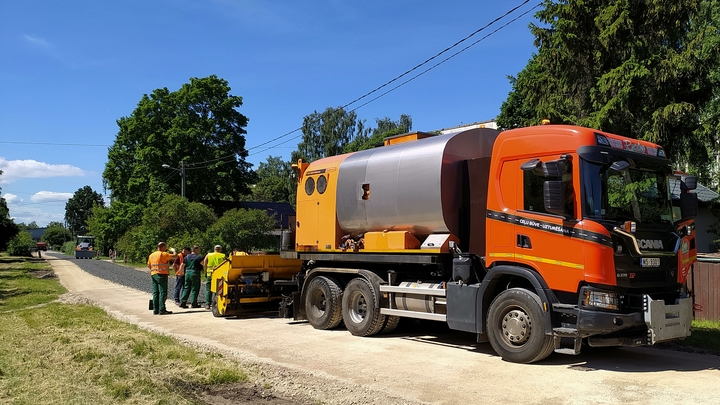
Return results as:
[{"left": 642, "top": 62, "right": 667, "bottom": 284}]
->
[
  {"left": 7, "top": 231, "right": 34, "bottom": 256},
  {"left": 62, "top": 241, "right": 77, "bottom": 256}
]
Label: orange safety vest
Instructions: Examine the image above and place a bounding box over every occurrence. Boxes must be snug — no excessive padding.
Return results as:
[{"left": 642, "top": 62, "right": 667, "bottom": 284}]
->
[{"left": 148, "top": 251, "right": 172, "bottom": 276}]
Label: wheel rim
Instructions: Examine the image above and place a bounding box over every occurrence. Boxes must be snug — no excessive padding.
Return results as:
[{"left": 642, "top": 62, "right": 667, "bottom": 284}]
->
[
  {"left": 501, "top": 308, "right": 531, "bottom": 346},
  {"left": 347, "top": 290, "right": 367, "bottom": 324},
  {"left": 309, "top": 289, "right": 327, "bottom": 318}
]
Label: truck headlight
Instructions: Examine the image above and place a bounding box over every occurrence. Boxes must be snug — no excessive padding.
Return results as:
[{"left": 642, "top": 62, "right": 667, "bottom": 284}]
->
[{"left": 582, "top": 290, "right": 619, "bottom": 311}]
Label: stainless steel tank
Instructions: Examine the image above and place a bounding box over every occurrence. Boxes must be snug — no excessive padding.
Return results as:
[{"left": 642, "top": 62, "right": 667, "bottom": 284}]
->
[{"left": 336, "top": 128, "right": 498, "bottom": 236}]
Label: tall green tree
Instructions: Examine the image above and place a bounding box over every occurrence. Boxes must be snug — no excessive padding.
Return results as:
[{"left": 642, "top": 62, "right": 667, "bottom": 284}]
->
[
  {"left": 65, "top": 186, "right": 105, "bottom": 236},
  {"left": 41, "top": 222, "right": 71, "bottom": 248},
  {"left": 497, "top": 0, "right": 720, "bottom": 172},
  {"left": 86, "top": 201, "right": 143, "bottom": 253},
  {"left": 103, "top": 75, "right": 254, "bottom": 204},
  {"left": 0, "top": 170, "right": 19, "bottom": 251},
  {"left": 292, "top": 107, "right": 369, "bottom": 163},
  {"left": 251, "top": 156, "right": 295, "bottom": 203},
  {"left": 114, "top": 195, "right": 217, "bottom": 262},
  {"left": 206, "top": 208, "right": 277, "bottom": 253},
  {"left": 345, "top": 115, "right": 413, "bottom": 152}
]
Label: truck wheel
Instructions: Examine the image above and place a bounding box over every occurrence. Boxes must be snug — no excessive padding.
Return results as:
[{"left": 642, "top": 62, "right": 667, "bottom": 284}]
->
[
  {"left": 342, "top": 278, "right": 386, "bottom": 337},
  {"left": 487, "top": 288, "right": 554, "bottom": 364},
  {"left": 379, "top": 315, "right": 401, "bottom": 334},
  {"left": 212, "top": 294, "right": 224, "bottom": 317},
  {"left": 305, "top": 276, "right": 343, "bottom": 330}
]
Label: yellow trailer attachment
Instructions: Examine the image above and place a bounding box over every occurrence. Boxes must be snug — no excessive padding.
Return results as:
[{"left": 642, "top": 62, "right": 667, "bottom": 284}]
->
[{"left": 211, "top": 254, "right": 303, "bottom": 317}]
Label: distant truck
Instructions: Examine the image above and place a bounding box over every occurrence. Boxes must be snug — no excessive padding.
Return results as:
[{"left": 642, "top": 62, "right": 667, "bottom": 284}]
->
[
  {"left": 75, "top": 236, "right": 95, "bottom": 259},
  {"left": 36, "top": 242, "right": 47, "bottom": 251}
]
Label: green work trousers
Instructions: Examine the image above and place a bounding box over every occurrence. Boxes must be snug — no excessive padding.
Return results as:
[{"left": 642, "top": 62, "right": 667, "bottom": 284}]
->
[
  {"left": 205, "top": 275, "right": 213, "bottom": 307},
  {"left": 151, "top": 273, "right": 168, "bottom": 313},
  {"left": 181, "top": 270, "right": 201, "bottom": 306}
]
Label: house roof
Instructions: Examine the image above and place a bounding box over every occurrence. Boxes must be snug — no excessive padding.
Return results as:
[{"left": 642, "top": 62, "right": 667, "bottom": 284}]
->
[{"left": 669, "top": 179, "right": 719, "bottom": 203}]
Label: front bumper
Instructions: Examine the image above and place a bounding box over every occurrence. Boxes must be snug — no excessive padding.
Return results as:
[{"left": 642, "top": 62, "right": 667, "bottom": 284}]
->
[{"left": 577, "top": 296, "right": 692, "bottom": 346}]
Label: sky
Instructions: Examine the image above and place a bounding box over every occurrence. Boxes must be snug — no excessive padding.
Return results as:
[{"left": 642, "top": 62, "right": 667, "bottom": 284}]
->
[{"left": 0, "top": 0, "right": 540, "bottom": 227}]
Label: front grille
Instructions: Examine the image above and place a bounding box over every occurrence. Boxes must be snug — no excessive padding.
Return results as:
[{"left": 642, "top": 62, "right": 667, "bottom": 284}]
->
[{"left": 631, "top": 270, "right": 667, "bottom": 283}]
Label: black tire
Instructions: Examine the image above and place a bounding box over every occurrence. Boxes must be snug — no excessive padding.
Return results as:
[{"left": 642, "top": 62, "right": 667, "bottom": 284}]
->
[
  {"left": 304, "top": 276, "right": 343, "bottom": 330},
  {"left": 379, "top": 315, "right": 401, "bottom": 334},
  {"left": 211, "top": 294, "right": 222, "bottom": 318},
  {"left": 486, "top": 288, "right": 555, "bottom": 363},
  {"left": 342, "top": 278, "right": 386, "bottom": 337}
]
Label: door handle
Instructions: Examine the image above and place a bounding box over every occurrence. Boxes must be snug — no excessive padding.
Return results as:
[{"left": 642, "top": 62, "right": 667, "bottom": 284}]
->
[{"left": 517, "top": 234, "right": 532, "bottom": 249}]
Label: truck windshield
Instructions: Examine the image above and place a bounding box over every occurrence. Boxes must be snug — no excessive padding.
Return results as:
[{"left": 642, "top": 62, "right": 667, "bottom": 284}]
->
[{"left": 581, "top": 158, "right": 673, "bottom": 224}]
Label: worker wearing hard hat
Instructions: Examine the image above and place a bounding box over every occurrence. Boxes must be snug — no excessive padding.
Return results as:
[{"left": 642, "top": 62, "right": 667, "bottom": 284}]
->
[{"left": 202, "top": 245, "right": 225, "bottom": 310}]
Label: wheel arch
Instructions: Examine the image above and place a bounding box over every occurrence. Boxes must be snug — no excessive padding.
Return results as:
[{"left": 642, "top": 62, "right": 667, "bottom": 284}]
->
[{"left": 477, "top": 264, "right": 557, "bottom": 336}]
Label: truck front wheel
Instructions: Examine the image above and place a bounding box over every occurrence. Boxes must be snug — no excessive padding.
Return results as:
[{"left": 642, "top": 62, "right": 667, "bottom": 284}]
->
[
  {"left": 487, "top": 288, "right": 554, "bottom": 363},
  {"left": 342, "top": 278, "right": 386, "bottom": 337},
  {"left": 305, "top": 276, "right": 343, "bottom": 330}
]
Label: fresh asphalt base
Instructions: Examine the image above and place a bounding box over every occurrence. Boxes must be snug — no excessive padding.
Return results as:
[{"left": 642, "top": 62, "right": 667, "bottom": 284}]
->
[{"left": 46, "top": 252, "right": 720, "bottom": 405}]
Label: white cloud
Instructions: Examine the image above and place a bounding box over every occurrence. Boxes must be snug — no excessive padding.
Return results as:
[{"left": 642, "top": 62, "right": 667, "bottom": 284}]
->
[
  {"left": 3, "top": 193, "right": 21, "bottom": 203},
  {"left": 31, "top": 191, "right": 73, "bottom": 203},
  {"left": 22, "top": 34, "right": 52, "bottom": 49},
  {"left": 0, "top": 158, "right": 85, "bottom": 184},
  {"left": 7, "top": 204, "right": 64, "bottom": 227}
]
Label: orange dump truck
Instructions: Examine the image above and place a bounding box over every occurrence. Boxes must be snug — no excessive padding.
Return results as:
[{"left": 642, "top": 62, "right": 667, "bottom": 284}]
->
[{"left": 211, "top": 124, "right": 698, "bottom": 363}]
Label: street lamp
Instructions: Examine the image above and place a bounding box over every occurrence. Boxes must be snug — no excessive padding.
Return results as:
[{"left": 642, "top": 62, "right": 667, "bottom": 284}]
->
[{"left": 162, "top": 159, "right": 186, "bottom": 198}]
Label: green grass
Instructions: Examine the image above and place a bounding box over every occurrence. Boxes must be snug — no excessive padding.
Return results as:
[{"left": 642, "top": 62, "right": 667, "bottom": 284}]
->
[
  {"left": 0, "top": 255, "right": 248, "bottom": 405},
  {"left": 0, "top": 256, "right": 66, "bottom": 311},
  {"left": 681, "top": 319, "right": 720, "bottom": 354}
]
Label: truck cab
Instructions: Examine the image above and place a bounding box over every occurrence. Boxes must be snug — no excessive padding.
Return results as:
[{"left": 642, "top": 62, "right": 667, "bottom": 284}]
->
[{"left": 480, "top": 125, "right": 695, "bottom": 358}]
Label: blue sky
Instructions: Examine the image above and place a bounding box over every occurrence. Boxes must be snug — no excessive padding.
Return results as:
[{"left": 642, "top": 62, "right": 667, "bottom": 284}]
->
[{"left": 0, "top": 0, "right": 539, "bottom": 227}]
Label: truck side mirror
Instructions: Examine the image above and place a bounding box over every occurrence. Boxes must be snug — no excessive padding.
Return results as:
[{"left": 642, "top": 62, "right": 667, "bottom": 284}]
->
[
  {"left": 680, "top": 192, "right": 698, "bottom": 219},
  {"left": 542, "top": 161, "right": 564, "bottom": 177},
  {"left": 543, "top": 181, "right": 567, "bottom": 217},
  {"left": 680, "top": 175, "right": 697, "bottom": 191}
]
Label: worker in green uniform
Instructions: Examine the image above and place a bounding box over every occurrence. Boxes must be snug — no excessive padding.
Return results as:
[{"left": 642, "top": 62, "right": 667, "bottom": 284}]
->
[
  {"left": 178, "top": 245, "right": 204, "bottom": 309},
  {"left": 202, "top": 245, "right": 225, "bottom": 310}
]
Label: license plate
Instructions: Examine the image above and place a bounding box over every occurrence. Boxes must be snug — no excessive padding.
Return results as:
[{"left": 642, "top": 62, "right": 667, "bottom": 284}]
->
[{"left": 641, "top": 257, "right": 661, "bottom": 267}]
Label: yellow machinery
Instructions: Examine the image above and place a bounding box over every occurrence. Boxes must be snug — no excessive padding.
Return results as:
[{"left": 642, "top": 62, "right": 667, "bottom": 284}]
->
[{"left": 210, "top": 253, "right": 303, "bottom": 317}]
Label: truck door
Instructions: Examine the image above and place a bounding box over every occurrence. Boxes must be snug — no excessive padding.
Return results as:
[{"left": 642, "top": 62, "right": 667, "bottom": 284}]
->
[
  {"left": 512, "top": 155, "right": 585, "bottom": 292},
  {"left": 486, "top": 160, "right": 518, "bottom": 263}
]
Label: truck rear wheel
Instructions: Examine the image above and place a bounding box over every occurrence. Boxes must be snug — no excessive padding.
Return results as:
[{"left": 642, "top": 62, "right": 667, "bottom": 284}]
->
[
  {"left": 305, "top": 276, "right": 343, "bottom": 330},
  {"left": 379, "top": 315, "right": 401, "bottom": 334},
  {"left": 342, "top": 278, "right": 386, "bottom": 337},
  {"left": 487, "top": 288, "right": 554, "bottom": 363}
]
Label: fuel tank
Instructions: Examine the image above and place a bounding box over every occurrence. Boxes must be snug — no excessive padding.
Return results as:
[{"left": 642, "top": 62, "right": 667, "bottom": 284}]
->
[{"left": 336, "top": 128, "right": 498, "bottom": 236}]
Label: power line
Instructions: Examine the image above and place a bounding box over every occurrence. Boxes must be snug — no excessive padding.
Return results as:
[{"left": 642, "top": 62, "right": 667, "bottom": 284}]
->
[
  {"left": 3, "top": 2, "right": 536, "bottom": 163},
  {"left": 240, "top": 1, "right": 536, "bottom": 159},
  {"left": 243, "top": 2, "right": 538, "bottom": 158},
  {"left": 349, "top": 4, "right": 540, "bottom": 112},
  {"left": 339, "top": 0, "right": 533, "bottom": 111}
]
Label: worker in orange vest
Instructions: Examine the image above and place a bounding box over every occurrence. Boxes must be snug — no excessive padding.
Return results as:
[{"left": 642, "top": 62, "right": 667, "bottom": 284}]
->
[
  {"left": 173, "top": 246, "right": 190, "bottom": 305},
  {"left": 147, "top": 242, "right": 177, "bottom": 315}
]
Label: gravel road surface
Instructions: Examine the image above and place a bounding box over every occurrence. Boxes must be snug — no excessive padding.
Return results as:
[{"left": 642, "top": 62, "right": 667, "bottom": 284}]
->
[{"left": 45, "top": 252, "right": 720, "bottom": 405}]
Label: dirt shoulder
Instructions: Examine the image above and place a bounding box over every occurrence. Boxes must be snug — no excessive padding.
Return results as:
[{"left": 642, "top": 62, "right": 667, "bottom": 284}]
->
[
  {"left": 47, "top": 255, "right": 424, "bottom": 405},
  {"left": 46, "top": 254, "right": 720, "bottom": 405}
]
